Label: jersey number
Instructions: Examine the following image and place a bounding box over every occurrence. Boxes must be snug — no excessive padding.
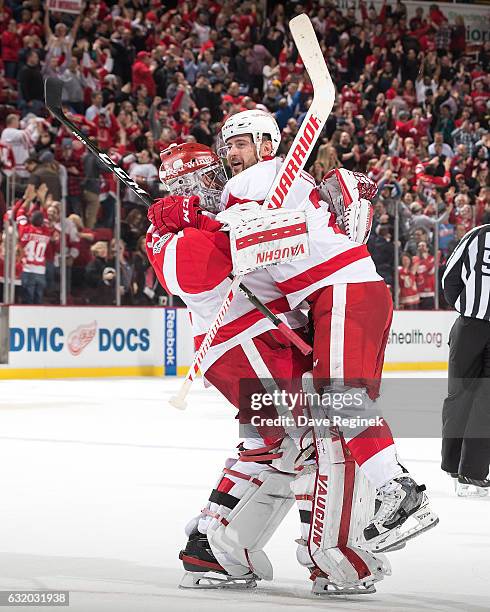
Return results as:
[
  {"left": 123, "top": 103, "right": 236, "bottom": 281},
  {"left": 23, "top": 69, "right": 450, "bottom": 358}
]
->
[
  {"left": 482, "top": 247, "right": 490, "bottom": 276},
  {"left": 24, "top": 240, "right": 47, "bottom": 263}
]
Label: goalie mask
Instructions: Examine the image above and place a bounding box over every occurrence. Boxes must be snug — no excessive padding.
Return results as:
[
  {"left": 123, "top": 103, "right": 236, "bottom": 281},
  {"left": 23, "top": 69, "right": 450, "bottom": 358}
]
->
[
  {"left": 218, "top": 110, "right": 281, "bottom": 159},
  {"left": 159, "top": 143, "right": 227, "bottom": 212}
]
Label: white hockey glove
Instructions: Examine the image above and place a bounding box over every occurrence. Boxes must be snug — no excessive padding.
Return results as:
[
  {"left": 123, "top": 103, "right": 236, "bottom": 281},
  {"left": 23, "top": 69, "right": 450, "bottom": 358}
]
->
[
  {"left": 318, "top": 169, "right": 376, "bottom": 244},
  {"left": 216, "top": 202, "right": 310, "bottom": 275}
]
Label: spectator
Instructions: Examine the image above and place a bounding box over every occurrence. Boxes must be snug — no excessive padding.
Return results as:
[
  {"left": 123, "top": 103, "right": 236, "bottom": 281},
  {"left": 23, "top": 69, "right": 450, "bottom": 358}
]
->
[
  {"left": 428, "top": 132, "right": 454, "bottom": 159},
  {"left": 82, "top": 150, "right": 105, "bottom": 229},
  {"left": 335, "top": 131, "right": 359, "bottom": 171},
  {"left": 132, "top": 51, "right": 156, "bottom": 98},
  {"left": 369, "top": 226, "right": 395, "bottom": 289},
  {"left": 414, "top": 240, "right": 436, "bottom": 310},
  {"left": 59, "top": 58, "right": 86, "bottom": 115},
  {"left": 121, "top": 208, "right": 146, "bottom": 252},
  {"left": 107, "top": 238, "right": 133, "bottom": 305},
  {"left": 18, "top": 210, "right": 51, "bottom": 304},
  {"left": 124, "top": 150, "right": 159, "bottom": 205},
  {"left": 399, "top": 252, "right": 420, "bottom": 310},
  {"left": 17, "top": 50, "right": 44, "bottom": 116},
  {"left": 1, "top": 20, "right": 21, "bottom": 80},
  {"left": 57, "top": 140, "right": 83, "bottom": 216},
  {"left": 84, "top": 241, "right": 114, "bottom": 304},
  {"left": 1, "top": 115, "right": 29, "bottom": 178},
  {"left": 67, "top": 213, "right": 94, "bottom": 298},
  {"left": 85, "top": 92, "right": 104, "bottom": 122}
]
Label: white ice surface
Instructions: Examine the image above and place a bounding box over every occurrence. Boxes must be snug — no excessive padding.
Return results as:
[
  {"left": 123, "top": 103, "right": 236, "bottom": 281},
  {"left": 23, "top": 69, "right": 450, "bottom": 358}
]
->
[{"left": 0, "top": 375, "right": 488, "bottom": 612}]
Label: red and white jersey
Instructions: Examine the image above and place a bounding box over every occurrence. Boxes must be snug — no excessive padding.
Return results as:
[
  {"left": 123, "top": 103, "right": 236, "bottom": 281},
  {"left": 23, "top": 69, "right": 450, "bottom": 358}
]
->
[
  {"left": 413, "top": 254, "right": 435, "bottom": 298},
  {"left": 398, "top": 266, "right": 419, "bottom": 306},
  {"left": 146, "top": 219, "right": 307, "bottom": 374},
  {"left": 221, "top": 158, "right": 381, "bottom": 308},
  {"left": 18, "top": 223, "right": 52, "bottom": 274}
]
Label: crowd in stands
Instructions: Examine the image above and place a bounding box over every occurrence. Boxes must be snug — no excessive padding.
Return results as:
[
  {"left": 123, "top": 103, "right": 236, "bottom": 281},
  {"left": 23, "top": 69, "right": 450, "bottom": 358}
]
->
[{"left": 0, "top": 0, "right": 488, "bottom": 308}]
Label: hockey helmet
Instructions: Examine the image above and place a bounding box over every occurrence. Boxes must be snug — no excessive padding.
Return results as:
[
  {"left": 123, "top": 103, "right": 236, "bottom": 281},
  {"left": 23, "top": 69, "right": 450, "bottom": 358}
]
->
[
  {"left": 219, "top": 109, "right": 281, "bottom": 158},
  {"left": 159, "top": 143, "right": 227, "bottom": 212}
]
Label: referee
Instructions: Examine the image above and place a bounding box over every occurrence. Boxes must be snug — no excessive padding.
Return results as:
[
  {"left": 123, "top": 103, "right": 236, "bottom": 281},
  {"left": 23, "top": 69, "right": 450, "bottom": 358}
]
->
[{"left": 441, "top": 224, "right": 490, "bottom": 496}]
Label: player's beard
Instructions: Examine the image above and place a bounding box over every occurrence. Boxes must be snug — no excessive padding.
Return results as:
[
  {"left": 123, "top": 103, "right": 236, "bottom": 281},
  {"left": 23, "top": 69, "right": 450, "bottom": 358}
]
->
[{"left": 228, "top": 151, "right": 258, "bottom": 175}]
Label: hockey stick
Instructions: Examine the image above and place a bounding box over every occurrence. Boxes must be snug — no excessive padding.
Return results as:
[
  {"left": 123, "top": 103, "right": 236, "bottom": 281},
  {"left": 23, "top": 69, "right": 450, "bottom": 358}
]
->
[
  {"left": 169, "top": 14, "right": 335, "bottom": 408},
  {"left": 263, "top": 14, "right": 335, "bottom": 210},
  {"left": 44, "top": 77, "right": 312, "bottom": 357}
]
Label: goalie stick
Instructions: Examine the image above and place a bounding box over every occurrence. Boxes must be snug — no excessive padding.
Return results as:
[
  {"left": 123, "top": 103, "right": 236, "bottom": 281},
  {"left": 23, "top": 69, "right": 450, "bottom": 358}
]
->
[
  {"left": 170, "top": 13, "right": 335, "bottom": 408},
  {"left": 43, "top": 77, "right": 312, "bottom": 358},
  {"left": 264, "top": 14, "right": 335, "bottom": 210}
]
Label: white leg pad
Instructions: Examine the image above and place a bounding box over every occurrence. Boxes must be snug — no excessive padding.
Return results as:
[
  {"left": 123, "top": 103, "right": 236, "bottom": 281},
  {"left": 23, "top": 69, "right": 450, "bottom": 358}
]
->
[{"left": 207, "top": 469, "right": 295, "bottom": 580}]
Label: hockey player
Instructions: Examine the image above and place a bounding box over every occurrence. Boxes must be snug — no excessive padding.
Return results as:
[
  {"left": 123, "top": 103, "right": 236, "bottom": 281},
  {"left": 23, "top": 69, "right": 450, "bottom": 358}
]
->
[
  {"left": 217, "top": 109, "right": 438, "bottom": 567},
  {"left": 146, "top": 142, "right": 389, "bottom": 594}
]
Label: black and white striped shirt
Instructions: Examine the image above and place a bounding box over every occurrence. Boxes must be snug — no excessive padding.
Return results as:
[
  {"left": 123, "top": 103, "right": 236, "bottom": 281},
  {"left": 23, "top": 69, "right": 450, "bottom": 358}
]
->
[{"left": 442, "top": 224, "right": 490, "bottom": 321}]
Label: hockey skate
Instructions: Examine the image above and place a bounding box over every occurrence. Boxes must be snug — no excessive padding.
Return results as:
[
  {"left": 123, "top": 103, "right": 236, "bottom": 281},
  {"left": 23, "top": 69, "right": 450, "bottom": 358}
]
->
[
  {"left": 179, "top": 531, "right": 257, "bottom": 590},
  {"left": 362, "top": 476, "right": 439, "bottom": 553},
  {"left": 455, "top": 475, "right": 490, "bottom": 498}
]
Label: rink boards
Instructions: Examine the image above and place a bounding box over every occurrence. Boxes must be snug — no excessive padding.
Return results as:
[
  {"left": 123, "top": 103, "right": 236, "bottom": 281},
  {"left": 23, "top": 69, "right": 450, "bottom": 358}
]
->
[{"left": 0, "top": 306, "right": 457, "bottom": 378}]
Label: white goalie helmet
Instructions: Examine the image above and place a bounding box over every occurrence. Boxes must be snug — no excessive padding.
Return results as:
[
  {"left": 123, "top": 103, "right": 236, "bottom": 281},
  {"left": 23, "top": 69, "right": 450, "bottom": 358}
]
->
[
  {"left": 219, "top": 109, "right": 281, "bottom": 158},
  {"left": 158, "top": 142, "right": 227, "bottom": 212}
]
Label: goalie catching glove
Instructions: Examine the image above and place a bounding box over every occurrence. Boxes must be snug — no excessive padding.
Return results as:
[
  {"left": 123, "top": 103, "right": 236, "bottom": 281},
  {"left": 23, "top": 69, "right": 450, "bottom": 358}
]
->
[{"left": 318, "top": 169, "right": 377, "bottom": 244}]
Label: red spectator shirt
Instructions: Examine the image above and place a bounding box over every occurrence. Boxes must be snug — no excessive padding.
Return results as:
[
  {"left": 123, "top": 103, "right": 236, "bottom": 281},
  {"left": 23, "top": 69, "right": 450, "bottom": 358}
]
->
[
  {"left": 413, "top": 254, "right": 435, "bottom": 298},
  {"left": 132, "top": 60, "right": 156, "bottom": 97},
  {"left": 398, "top": 266, "right": 419, "bottom": 306},
  {"left": 1, "top": 30, "right": 21, "bottom": 62},
  {"left": 94, "top": 112, "right": 118, "bottom": 150}
]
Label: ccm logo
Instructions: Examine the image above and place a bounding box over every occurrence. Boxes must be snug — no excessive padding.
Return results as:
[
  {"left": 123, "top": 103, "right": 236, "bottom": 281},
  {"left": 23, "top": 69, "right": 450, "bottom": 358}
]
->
[
  {"left": 256, "top": 243, "right": 305, "bottom": 264},
  {"left": 99, "top": 153, "right": 148, "bottom": 195},
  {"left": 268, "top": 114, "right": 322, "bottom": 209},
  {"left": 312, "top": 474, "right": 328, "bottom": 548},
  {"left": 182, "top": 198, "right": 190, "bottom": 223}
]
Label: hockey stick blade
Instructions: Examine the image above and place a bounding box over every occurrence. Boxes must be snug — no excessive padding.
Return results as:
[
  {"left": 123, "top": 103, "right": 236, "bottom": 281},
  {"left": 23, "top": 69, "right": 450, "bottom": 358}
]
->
[
  {"left": 289, "top": 14, "right": 332, "bottom": 97},
  {"left": 264, "top": 15, "right": 335, "bottom": 210},
  {"left": 44, "top": 78, "right": 152, "bottom": 207},
  {"left": 44, "top": 77, "right": 63, "bottom": 114}
]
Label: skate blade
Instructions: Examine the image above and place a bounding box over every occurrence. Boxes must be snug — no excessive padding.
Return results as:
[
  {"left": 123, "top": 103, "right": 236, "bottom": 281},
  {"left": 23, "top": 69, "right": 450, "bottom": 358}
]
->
[
  {"left": 312, "top": 579, "right": 376, "bottom": 596},
  {"left": 456, "top": 483, "right": 489, "bottom": 497},
  {"left": 369, "top": 510, "right": 439, "bottom": 553},
  {"left": 179, "top": 571, "right": 257, "bottom": 590}
]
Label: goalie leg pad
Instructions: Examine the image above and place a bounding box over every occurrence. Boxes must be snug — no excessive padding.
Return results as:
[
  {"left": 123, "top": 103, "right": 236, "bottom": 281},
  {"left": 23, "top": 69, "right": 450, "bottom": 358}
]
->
[
  {"left": 196, "top": 437, "right": 297, "bottom": 580},
  {"left": 300, "top": 373, "right": 391, "bottom": 589},
  {"left": 206, "top": 469, "right": 295, "bottom": 580}
]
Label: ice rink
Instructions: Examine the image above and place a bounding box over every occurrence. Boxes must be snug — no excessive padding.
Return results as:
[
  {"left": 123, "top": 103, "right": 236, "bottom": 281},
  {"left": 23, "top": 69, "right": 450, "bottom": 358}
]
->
[{"left": 0, "top": 375, "right": 488, "bottom": 612}]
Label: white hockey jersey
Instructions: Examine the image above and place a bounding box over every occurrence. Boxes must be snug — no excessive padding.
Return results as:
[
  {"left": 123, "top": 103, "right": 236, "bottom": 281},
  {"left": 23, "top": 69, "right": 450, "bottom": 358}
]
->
[{"left": 220, "top": 159, "right": 381, "bottom": 308}]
